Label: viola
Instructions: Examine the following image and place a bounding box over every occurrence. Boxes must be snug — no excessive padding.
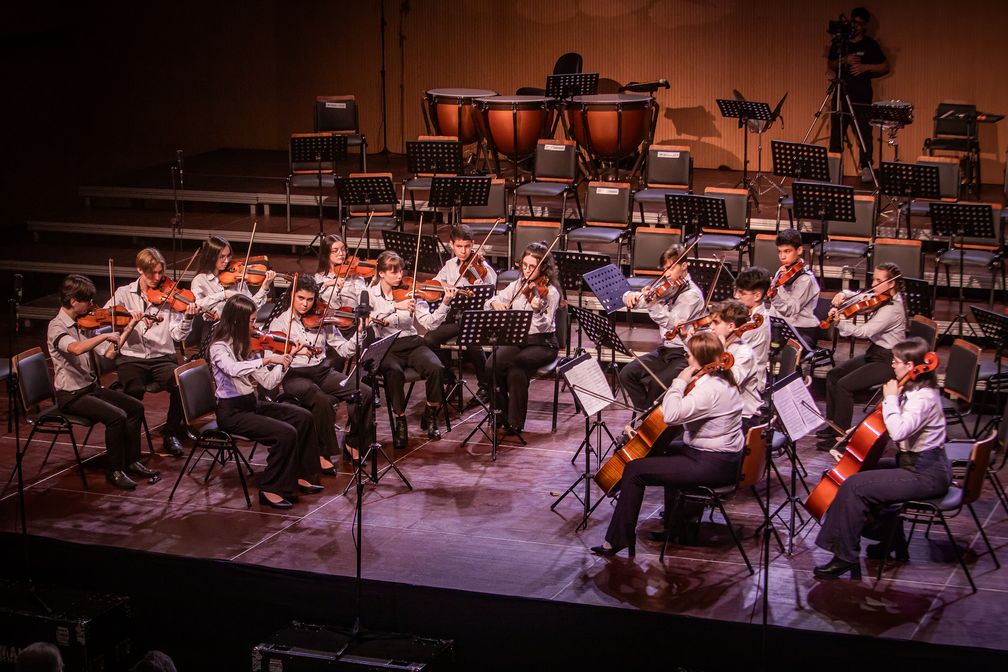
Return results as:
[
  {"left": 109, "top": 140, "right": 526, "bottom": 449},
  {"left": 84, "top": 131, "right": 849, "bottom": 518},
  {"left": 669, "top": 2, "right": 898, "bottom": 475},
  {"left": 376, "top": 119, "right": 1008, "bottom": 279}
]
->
[
  {"left": 766, "top": 259, "right": 805, "bottom": 299},
  {"left": 249, "top": 330, "right": 321, "bottom": 357},
  {"left": 76, "top": 305, "right": 161, "bottom": 330},
  {"left": 391, "top": 277, "right": 474, "bottom": 303},
  {"left": 664, "top": 312, "right": 713, "bottom": 340},
  {"left": 332, "top": 256, "right": 376, "bottom": 280},
  {"left": 458, "top": 253, "right": 490, "bottom": 285},
  {"left": 683, "top": 352, "right": 735, "bottom": 396},
  {"left": 725, "top": 313, "right": 765, "bottom": 345},
  {"left": 804, "top": 351, "right": 940, "bottom": 521},
  {"left": 145, "top": 278, "right": 218, "bottom": 321},
  {"left": 819, "top": 284, "right": 898, "bottom": 330}
]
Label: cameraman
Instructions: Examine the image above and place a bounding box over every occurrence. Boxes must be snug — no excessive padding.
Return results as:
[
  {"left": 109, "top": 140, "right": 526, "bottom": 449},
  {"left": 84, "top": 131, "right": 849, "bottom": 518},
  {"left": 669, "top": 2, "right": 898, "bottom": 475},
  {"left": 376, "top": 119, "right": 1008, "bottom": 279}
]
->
[{"left": 827, "top": 7, "right": 889, "bottom": 183}]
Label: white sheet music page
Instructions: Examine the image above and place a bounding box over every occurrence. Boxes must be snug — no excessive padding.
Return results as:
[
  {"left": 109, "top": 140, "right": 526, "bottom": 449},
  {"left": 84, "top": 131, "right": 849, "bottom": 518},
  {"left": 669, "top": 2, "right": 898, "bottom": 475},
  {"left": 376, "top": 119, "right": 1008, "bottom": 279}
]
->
[
  {"left": 561, "top": 354, "right": 614, "bottom": 417},
  {"left": 772, "top": 374, "right": 822, "bottom": 441}
]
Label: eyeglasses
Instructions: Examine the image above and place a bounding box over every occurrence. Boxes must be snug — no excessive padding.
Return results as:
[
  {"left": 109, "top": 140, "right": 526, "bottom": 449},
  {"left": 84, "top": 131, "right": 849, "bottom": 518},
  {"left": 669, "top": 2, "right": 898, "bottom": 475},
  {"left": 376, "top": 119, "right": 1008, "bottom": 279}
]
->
[{"left": 520, "top": 262, "right": 538, "bottom": 270}]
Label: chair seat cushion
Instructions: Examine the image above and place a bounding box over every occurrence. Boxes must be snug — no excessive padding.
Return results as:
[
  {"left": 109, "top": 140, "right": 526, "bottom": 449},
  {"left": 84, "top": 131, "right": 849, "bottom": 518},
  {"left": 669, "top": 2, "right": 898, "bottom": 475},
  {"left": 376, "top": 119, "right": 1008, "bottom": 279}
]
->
[
  {"left": 820, "top": 240, "right": 869, "bottom": 258},
  {"left": 927, "top": 138, "right": 974, "bottom": 153},
  {"left": 536, "top": 358, "right": 559, "bottom": 377},
  {"left": 195, "top": 419, "right": 252, "bottom": 443},
  {"left": 465, "top": 221, "right": 508, "bottom": 237},
  {"left": 404, "top": 177, "right": 432, "bottom": 191},
  {"left": 945, "top": 440, "right": 973, "bottom": 464},
  {"left": 566, "top": 226, "right": 624, "bottom": 243},
  {"left": 633, "top": 187, "right": 689, "bottom": 205},
  {"left": 346, "top": 216, "right": 398, "bottom": 231},
  {"left": 771, "top": 433, "right": 788, "bottom": 452},
  {"left": 941, "top": 396, "right": 959, "bottom": 412},
  {"left": 515, "top": 182, "right": 569, "bottom": 198},
  {"left": 937, "top": 249, "right": 998, "bottom": 267},
  {"left": 497, "top": 269, "right": 520, "bottom": 285},
  {"left": 700, "top": 234, "right": 745, "bottom": 250},
  {"left": 978, "top": 360, "right": 1008, "bottom": 382},
  {"left": 910, "top": 485, "right": 963, "bottom": 511},
  {"left": 780, "top": 196, "right": 794, "bottom": 209},
  {"left": 291, "top": 174, "right": 337, "bottom": 189},
  {"left": 41, "top": 405, "right": 92, "bottom": 427}
]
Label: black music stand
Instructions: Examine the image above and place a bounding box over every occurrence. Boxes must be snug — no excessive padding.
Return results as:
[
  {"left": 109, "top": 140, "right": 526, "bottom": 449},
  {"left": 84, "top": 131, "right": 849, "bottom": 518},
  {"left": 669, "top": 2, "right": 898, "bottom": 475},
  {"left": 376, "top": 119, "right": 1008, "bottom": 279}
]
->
[
  {"left": 665, "top": 193, "right": 728, "bottom": 244},
  {"left": 428, "top": 175, "right": 491, "bottom": 233},
  {"left": 792, "top": 181, "right": 855, "bottom": 249},
  {"left": 546, "top": 72, "right": 600, "bottom": 137},
  {"left": 969, "top": 304, "right": 1008, "bottom": 438},
  {"left": 716, "top": 99, "right": 774, "bottom": 206},
  {"left": 771, "top": 140, "right": 831, "bottom": 183},
  {"left": 441, "top": 284, "right": 495, "bottom": 411},
  {"left": 550, "top": 352, "right": 622, "bottom": 531},
  {"left": 291, "top": 133, "right": 348, "bottom": 253},
  {"left": 381, "top": 230, "right": 445, "bottom": 275},
  {"left": 869, "top": 102, "right": 914, "bottom": 163},
  {"left": 553, "top": 251, "right": 611, "bottom": 354},
  {"left": 688, "top": 258, "right": 737, "bottom": 302},
  {"left": 768, "top": 315, "right": 816, "bottom": 370},
  {"left": 403, "top": 139, "right": 463, "bottom": 225},
  {"left": 930, "top": 202, "right": 998, "bottom": 338},
  {"left": 458, "top": 309, "right": 533, "bottom": 460},
  {"left": 878, "top": 162, "right": 939, "bottom": 239},
  {"left": 583, "top": 263, "right": 632, "bottom": 315},
  {"left": 334, "top": 174, "right": 398, "bottom": 255}
]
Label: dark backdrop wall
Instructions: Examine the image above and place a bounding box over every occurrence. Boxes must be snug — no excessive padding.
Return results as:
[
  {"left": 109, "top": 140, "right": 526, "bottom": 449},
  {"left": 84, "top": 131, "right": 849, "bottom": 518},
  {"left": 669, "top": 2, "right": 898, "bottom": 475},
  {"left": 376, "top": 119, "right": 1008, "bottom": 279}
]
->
[{"left": 5, "top": 1, "right": 1006, "bottom": 226}]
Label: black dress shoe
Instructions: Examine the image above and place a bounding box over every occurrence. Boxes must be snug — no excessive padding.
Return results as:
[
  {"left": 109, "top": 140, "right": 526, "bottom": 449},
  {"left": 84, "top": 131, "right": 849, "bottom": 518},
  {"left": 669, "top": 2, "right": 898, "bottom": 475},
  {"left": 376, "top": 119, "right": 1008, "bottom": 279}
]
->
[
  {"left": 813, "top": 556, "right": 862, "bottom": 580},
  {"left": 125, "top": 461, "right": 157, "bottom": 478},
  {"left": 258, "top": 491, "right": 293, "bottom": 509},
  {"left": 590, "top": 543, "right": 635, "bottom": 558},
  {"left": 393, "top": 416, "right": 408, "bottom": 450},
  {"left": 106, "top": 470, "right": 137, "bottom": 490},
  {"left": 420, "top": 405, "right": 441, "bottom": 439},
  {"left": 297, "top": 482, "right": 325, "bottom": 495},
  {"left": 866, "top": 542, "right": 910, "bottom": 562},
  {"left": 475, "top": 386, "right": 490, "bottom": 404},
  {"left": 342, "top": 445, "right": 361, "bottom": 466},
  {"left": 162, "top": 435, "right": 184, "bottom": 457}
]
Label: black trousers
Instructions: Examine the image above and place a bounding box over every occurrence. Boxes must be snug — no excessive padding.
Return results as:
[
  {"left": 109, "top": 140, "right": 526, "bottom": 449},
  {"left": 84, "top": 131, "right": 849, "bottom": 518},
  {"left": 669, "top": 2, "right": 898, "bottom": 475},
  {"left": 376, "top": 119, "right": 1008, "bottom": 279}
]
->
[
  {"left": 424, "top": 321, "right": 488, "bottom": 384},
  {"left": 604, "top": 441, "right": 742, "bottom": 549},
  {"left": 825, "top": 342, "right": 894, "bottom": 431},
  {"left": 115, "top": 354, "right": 183, "bottom": 437},
  {"left": 215, "top": 395, "right": 319, "bottom": 495},
  {"left": 618, "top": 346, "right": 688, "bottom": 414},
  {"left": 815, "top": 449, "right": 952, "bottom": 562},
  {"left": 57, "top": 385, "right": 144, "bottom": 471},
  {"left": 379, "top": 335, "right": 444, "bottom": 414},
  {"left": 830, "top": 95, "right": 873, "bottom": 168},
  {"left": 283, "top": 363, "right": 375, "bottom": 455},
  {"left": 485, "top": 333, "right": 558, "bottom": 429}
]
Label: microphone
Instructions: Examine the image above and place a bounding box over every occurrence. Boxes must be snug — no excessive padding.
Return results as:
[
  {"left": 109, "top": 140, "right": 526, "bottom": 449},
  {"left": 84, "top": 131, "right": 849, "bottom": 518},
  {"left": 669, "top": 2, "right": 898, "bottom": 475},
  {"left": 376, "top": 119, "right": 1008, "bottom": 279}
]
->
[
  {"left": 356, "top": 289, "right": 372, "bottom": 316},
  {"left": 176, "top": 149, "right": 184, "bottom": 178},
  {"left": 13, "top": 273, "right": 22, "bottom": 303}
]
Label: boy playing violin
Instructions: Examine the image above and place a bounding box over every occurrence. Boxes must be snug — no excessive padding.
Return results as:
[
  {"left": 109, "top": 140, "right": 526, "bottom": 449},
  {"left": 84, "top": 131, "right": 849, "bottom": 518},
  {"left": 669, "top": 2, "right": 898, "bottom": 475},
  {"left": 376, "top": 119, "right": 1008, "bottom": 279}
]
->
[
  {"left": 107, "top": 247, "right": 199, "bottom": 456},
  {"left": 708, "top": 299, "right": 764, "bottom": 432},
  {"left": 732, "top": 266, "right": 772, "bottom": 371},
  {"left": 48, "top": 274, "right": 153, "bottom": 489},
  {"left": 618, "top": 244, "right": 705, "bottom": 414},
  {"left": 191, "top": 235, "right": 275, "bottom": 318},
  {"left": 767, "top": 229, "right": 820, "bottom": 347}
]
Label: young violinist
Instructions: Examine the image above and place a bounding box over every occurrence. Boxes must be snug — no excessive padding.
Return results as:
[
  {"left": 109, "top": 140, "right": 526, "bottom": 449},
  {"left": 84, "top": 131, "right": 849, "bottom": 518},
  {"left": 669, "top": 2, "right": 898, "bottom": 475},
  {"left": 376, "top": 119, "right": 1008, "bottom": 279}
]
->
[
  {"left": 208, "top": 294, "right": 324, "bottom": 509},
  {"left": 485, "top": 241, "right": 561, "bottom": 435},
  {"left": 732, "top": 266, "right": 772, "bottom": 370},
  {"left": 369, "top": 250, "right": 456, "bottom": 449},
  {"left": 191, "top": 235, "right": 276, "bottom": 318},
  {"left": 708, "top": 299, "right": 764, "bottom": 431},
  {"left": 315, "top": 233, "right": 369, "bottom": 317},
  {"left": 813, "top": 337, "right": 950, "bottom": 580},
  {"left": 618, "top": 244, "right": 705, "bottom": 413},
  {"left": 426, "top": 225, "right": 498, "bottom": 400},
  {"left": 815, "top": 262, "right": 907, "bottom": 451},
  {"left": 268, "top": 274, "right": 374, "bottom": 467},
  {"left": 592, "top": 331, "right": 743, "bottom": 557},
  {"left": 767, "top": 229, "right": 821, "bottom": 347},
  {"left": 106, "top": 247, "right": 198, "bottom": 457},
  {"left": 47, "top": 274, "right": 153, "bottom": 490}
]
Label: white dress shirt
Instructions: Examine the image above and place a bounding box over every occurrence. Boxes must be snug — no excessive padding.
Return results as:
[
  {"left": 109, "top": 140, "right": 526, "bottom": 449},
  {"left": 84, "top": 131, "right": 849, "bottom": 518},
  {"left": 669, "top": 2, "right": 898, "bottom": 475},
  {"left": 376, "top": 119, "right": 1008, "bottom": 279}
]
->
[
  {"left": 622, "top": 277, "right": 704, "bottom": 349},
  {"left": 105, "top": 280, "right": 192, "bottom": 359},
  {"left": 367, "top": 284, "right": 450, "bottom": 339},
  {"left": 768, "top": 269, "right": 820, "bottom": 328},
  {"left": 268, "top": 308, "right": 357, "bottom": 368},
  {"left": 209, "top": 340, "right": 286, "bottom": 398},
  {"left": 314, "top": 272, "right": 369, "bottom": 310},
  {"left": 743, "top": 303, "right": 771, "bottom": 369},
  {"left": 882, "top": 386, "right": 947, "bottom": 453},
  {"left": 434, "top": 256, "right": 498, "bottom": 288},
  {"left": 836, "top": 293, "right": 907, "bottom": 350},
  {"left": 662, "top": 373, "right": 744, "bottom": 453},
  {"left": 191, "top": 272, "right": 270, "bottom": 318},
  {"left": 727, "top": 340, "right": 763, "bottom": 419},
  {"left": 485, "top": 280, "right": 560, "bottom": 335}
]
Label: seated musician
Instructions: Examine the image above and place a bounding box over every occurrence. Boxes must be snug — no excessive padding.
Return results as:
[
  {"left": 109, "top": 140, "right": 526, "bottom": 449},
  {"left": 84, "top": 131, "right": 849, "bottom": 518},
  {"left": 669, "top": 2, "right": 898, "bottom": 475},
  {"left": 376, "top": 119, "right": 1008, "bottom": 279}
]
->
[
  {"left": 426, "top": 225, "right": 498, "bottom": 402},
  {"left": 618, "top": 244, "right": 704, "bottom": 414},
  {"left": 485, "top": 241, "right": 561, "bottom": 436},
  {"left": 592, "top": 331, "right": 743, "bottom": 558},
  {"left": 107, "top": 247, "right": 198, "bottom": 457},
  {"left": 48, "top": 274, "right": 153, "bottom": 490},
  {"left": 208, "top": 295, "right": 323, "bottom": 510},
  {"left": 191, "top": 235, "right": 275, "bottom": 318},
  {"left": 369, "top": 251, "right": 456, "bottom": 449},
  {"left": 732, "top": 266, "right": 772, "bottom": 371},
  {"left": 815, "top": 262, "right": 906, "bottom": 451},
  {"left": 813, "top": 337, "right": 950, "bottom": 579},
  {"left": 708, "top": 299, "right": 764, "bottom": 432},
  {"left": 315, "top": 233, "right": 369, "bottom": 320},
  {"left": 767, "top": 229, "right": 820, "bottom": 346},
  {"left": 268, "top": 274, "right": 374, "bottom": 468}
]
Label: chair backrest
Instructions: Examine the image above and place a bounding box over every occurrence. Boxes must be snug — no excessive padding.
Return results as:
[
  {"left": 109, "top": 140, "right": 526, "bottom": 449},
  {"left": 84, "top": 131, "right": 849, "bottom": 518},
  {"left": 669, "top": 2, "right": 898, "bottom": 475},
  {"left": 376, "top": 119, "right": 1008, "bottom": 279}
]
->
[
  {"left": 827, "top": 152, "right": 842, "bottom": 184},
  {"left": 174, "top": 359, "right": 217, "bottom": 429},
  {"left": 584, "top": 182, "right": 630, "bottom": 227},
  {"left": 933, "top": 101, "right": 977, "bottom": 139},
  {"left": 555, "top": 303, "right": 570, "bottom": 351},
  {"left": 827, "top": 194, "right": 876, "bottom": 239},
  {"left": 289, "top": 131, "right": 340, "bottom": 175},
  {"left": 532, "top": 140, "right": 577, "bottom": 182},
  {"left": 12, "top": 347, "right": 56, "bottom": 412},
  {"left": 739, "top": 423, "right": 769, "bottom": 490},
  {"left": 645, "top": 145, "right": 691, "bottom": 188},
  {"left": 907, "top": 315, "right": 938, "bottom": 351},
  {"left": 315, "top": 95, "right": 360, "bottom": 134},
  {"left": 513, "top": 221, "right": 562, "bottom": 263},
  {"left": 776, "top": 339, "right": 802, "bottom": 379},
  {"left": 752, "top": 233, "right": 778, "bottom": 271},
  {"left": 944, "top": 338, "right": 981, "bottom": 404},
  {"left": 630, "top": 227, "right": 681, "bottom": 274},
  {"left": 916, "top": 155, "right": 961, "bottom": 199},
  {"left": 962, "top": 430, "right": 997, "bottom": 506},
  {"left": 703, "top": 187, "right": 748, "bottom": 232},
  {"left": 461, "top": 178, "right": 507, "bottom": 220},
  {"left": 552, "top": 52, "right": 583, "bottom": 75},
  {"left": 873, "top": 238, "right": 923, "bottom": 279}
]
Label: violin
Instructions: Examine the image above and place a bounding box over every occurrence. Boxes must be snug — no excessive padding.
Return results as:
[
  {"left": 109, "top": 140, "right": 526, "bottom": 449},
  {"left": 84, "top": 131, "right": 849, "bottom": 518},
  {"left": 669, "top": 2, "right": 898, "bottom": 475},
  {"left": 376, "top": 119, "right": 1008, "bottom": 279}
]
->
[
  {"left": 766, "top": 259, "right": 805, "bottom": 299},
  {"left": 521, "top": 275, "right": 550, "bottom": 303},
  {"left": 725, "top": 313, "right": 765, "bottom": 345},
  {"left": 819, "top": 285, "right": 897, "bottom": 330},
  {"left": 249, "top": 330, "right": 321, "bottom": 357},
  {"left": 642, "top": 276, "right": 687, "bottom": 304},
  {"left": 76, "top": 305, "right": 161, "bottom": 330},
  {"left": 301, "top": 297, "right": 358, "bottom": 330},
  {"left": 683, "top": 352, "right": 735, "bottom": 396},
  {"left": 458, "top": 252, "right": 490, "bottom": 285},
  {"left": 332, "top": 256, "right": 376, "bottom": 280},
  {"left": 145, "top": 278, "right": 218, "bottom": 321},
  {"left": 664, "top": 312, "right": 712, "bottom": 340},
  {"left": 391, "top": 277, "right": 474, "bottom": 303},
  {"left": 804, "top": 351, "right": 939, "bottom": 521},
  {"left": 219, "top": 257, "right": 292, "bottom": 288}
]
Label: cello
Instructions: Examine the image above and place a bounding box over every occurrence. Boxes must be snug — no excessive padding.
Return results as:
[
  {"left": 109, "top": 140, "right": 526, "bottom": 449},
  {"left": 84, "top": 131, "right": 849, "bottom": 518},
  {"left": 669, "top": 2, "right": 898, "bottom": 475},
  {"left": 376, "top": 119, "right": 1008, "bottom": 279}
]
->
[{"left": 803, "top": 350, "right": 940, "bottom": 521}]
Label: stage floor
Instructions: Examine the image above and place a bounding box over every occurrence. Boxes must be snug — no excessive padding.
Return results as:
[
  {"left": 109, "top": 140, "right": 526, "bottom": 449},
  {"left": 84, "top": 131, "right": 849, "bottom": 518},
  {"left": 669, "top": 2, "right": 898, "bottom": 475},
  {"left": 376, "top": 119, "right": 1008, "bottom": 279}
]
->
[{"left": 1, "top": 376, "right": 1006, "bottom": 658}]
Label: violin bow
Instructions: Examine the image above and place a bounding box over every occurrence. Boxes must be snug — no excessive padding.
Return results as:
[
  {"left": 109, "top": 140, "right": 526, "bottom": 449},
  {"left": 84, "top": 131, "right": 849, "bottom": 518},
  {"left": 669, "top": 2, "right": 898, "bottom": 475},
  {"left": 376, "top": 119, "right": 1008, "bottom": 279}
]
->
[
  {"left": 410, "top": 214, "right": 424, "bottom": 302},
  {"left": 285, "top": 272, "right": 298, "bottom": 356},
  {"left": 834, "top": 272, "right": 903, "bottom": 310},
  {"left": 454, "top": 218, "right": 501, "bottom": 289},
  {"left": 238, "top": 218, "right": 258, "bottom": 295},
  {"left": 507, "top": 231, "right": 561, "bottom": 309},
  {"left": 108, "top": 258, "right": 118, "bottom": 345},
  {"left": 338, "top": 209, "right": 376, "bottom": 283}
]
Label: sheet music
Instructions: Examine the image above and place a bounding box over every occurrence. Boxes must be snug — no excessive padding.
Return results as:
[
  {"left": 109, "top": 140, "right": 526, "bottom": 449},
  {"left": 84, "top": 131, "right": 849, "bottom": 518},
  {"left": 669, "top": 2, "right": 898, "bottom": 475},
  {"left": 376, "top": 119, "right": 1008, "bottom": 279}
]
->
[
  {"left": 560, "top": 353, "right": 614, "bottom": 417},
  {"left": 770, "top": 373, "right": 823, "bottom": 441}
]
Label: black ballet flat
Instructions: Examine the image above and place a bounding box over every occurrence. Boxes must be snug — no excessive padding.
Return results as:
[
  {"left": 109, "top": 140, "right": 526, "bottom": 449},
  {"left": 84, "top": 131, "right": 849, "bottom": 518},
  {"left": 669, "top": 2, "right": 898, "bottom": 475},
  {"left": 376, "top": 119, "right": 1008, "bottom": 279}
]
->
[
  {"left": 258, "top": 491, "right": 293, "bottom": 510},
  {"left": 866, "top": 542, "right": 910, "bottom": 562},
  {"left": 297, "top": 482, "right": 325, "bottom": 495},
  {"left": 813, "top": 556, "right": 862, "bottom": 580},
  {"left": 590, "top": 543, "right": 635, "bottom": 558}
]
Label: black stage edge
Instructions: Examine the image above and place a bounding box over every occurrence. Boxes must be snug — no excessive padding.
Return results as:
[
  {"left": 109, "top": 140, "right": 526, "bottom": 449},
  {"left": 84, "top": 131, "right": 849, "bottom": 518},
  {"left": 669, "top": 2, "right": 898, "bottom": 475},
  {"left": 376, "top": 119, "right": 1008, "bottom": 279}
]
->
[{"left": 1, "top": 533, "right": 1002, "bottom": 672}]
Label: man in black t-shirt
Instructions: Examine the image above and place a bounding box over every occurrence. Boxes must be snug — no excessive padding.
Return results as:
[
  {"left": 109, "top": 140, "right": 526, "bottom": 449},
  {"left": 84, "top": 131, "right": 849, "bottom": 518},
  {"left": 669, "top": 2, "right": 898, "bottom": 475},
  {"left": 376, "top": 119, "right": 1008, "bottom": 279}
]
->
[{"left": 827, "top": 7, "right": 890, "bottom": 182}]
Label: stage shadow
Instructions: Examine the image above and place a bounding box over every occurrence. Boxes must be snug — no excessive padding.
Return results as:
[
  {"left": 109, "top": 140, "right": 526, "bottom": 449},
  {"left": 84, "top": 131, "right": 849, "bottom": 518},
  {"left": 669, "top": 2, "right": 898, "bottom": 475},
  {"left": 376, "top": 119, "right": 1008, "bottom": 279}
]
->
[{"left": 806, "top": 578, "right": 934, "bottom": 636}]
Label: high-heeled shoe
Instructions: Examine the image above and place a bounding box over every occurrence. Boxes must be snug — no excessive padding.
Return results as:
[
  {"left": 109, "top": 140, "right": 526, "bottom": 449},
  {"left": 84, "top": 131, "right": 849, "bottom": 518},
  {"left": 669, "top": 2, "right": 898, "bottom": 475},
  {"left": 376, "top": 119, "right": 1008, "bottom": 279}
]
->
[
  {"left": 342, "top": 444, "right": 361, "bottom": 466},
  {"left": 866, "top": 542, "right": 910, "bottom": 562},
  {"left": 590, "top": 543, "right": 635, "bottom": 558},
  {"left": 319, "top": 457, "right": 337, "bottom": 476},
  {"left": 813, "top": 556, "right": 862, "bottom": 580},
  {"left": 258, "top": 491, "right": 293, "bottom": 510}
]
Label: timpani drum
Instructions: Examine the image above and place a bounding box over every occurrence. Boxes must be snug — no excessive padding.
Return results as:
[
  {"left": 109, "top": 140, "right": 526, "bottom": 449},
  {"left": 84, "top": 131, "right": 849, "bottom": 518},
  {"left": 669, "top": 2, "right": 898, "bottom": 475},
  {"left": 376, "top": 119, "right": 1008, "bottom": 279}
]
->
[
  {"left": 566, "top": 93, "right": 655, "bottom": 161},
  {"left": 475, "top": 95, "right": 554, "bottom": 160},
  {"left": 424, "top": 88, "right": 498, "bottom": 144}
]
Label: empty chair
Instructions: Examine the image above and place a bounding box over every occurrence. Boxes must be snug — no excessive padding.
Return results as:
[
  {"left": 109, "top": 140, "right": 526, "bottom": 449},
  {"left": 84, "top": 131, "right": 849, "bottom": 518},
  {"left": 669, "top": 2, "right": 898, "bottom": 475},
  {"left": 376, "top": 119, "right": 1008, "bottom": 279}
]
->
[
  {"left": 932, "top": 202, "right": 1005, "bottom": 307},
  {"left": 565, "top": 181, "right": 632, "bottom": 261},
  {"left": 923, "top": 101, "right": 981, "bottom": 195},
  {"left": 516, "top": 52, "right": 583, "bottom": 96},
  {"left": 340, "top": 172, "right": 401, "bottom": 251},
  {"left": 460, "top": 177, "right": 510, "bottom": 263},
  {"left": 942, "top": 339, "right": 981, "bottom": 437},
  {"left": 513, "top": 140, "right": 583, "bottom": 227},
  {"left": 697, "top": 187, "right": 751, "bottom": 269},
  {"left": 812, "top": 194, "right": 876, "bottom": 282},
  {"left": 315, "top": 94, "right": 367, "bottom": 171},
  {"left": 285, "top": 131, "right": 341, "bottom": 234},
  {"left": 633, "top": 145, "right": 692, "bottom": 224}
]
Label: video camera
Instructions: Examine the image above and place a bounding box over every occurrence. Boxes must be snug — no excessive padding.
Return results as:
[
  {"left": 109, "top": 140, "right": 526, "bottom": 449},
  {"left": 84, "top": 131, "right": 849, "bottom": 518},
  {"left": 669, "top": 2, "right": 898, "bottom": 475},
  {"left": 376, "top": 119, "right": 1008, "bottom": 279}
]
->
[{"left": 827, "top": 14, "right": 853, "bottom": 38}]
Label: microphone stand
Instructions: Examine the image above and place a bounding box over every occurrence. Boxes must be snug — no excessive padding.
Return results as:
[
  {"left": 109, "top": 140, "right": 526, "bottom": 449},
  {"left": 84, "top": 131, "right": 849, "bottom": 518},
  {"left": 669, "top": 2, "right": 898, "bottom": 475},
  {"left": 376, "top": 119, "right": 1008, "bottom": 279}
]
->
[{"left": 171, "top": 150, "right": 185, "bottom": 282}]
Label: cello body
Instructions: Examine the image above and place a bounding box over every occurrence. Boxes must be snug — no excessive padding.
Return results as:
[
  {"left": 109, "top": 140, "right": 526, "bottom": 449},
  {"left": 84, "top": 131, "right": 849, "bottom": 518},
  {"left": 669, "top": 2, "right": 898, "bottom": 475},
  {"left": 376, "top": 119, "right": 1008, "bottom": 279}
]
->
[{"left": 594, "top": 405, "right": 676, "bottom": 496}]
